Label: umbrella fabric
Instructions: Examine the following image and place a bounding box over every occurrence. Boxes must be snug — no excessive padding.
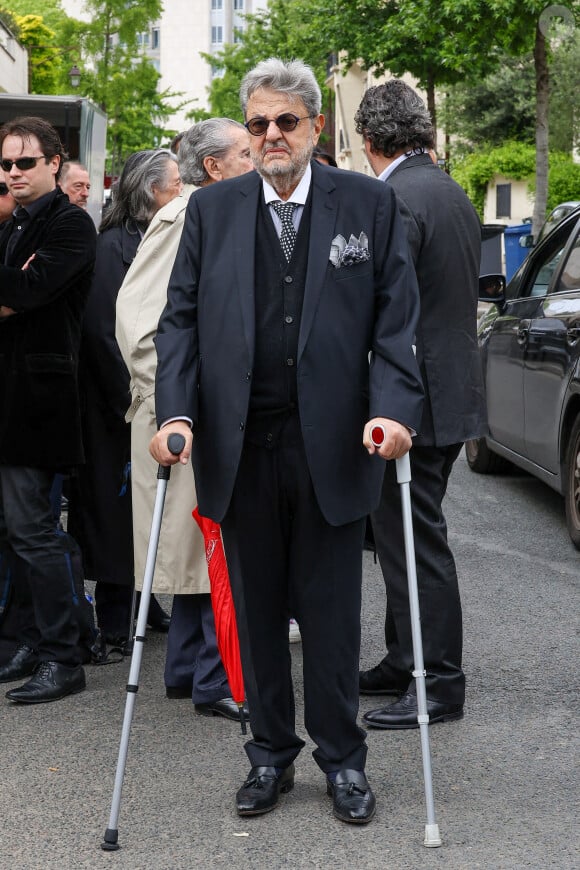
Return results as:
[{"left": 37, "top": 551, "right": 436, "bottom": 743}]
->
[{"left": 192, "top": 508, "right": 245, "bottom": 708}]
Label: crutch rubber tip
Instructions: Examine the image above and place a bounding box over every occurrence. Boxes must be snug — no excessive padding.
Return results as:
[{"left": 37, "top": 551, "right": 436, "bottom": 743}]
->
[
  {"left": 423, "top": 823, "right": 442, "bottom": 848},
  {"left": 101, "top": 829, "right": 120, "bottom": 851}
]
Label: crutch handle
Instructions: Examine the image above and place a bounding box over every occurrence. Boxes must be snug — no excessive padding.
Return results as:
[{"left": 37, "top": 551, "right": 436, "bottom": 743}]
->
[{"left": 167, "top": 432, "right": 186, "bottom": 455}]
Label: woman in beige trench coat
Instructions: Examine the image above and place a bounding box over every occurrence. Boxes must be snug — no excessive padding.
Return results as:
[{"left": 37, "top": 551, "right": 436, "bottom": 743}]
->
[{"left": 116, "top": 120, "right": 253, "bottom": 719}]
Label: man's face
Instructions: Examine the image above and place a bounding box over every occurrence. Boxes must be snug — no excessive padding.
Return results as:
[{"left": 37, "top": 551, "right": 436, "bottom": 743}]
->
[
  {"left": 0, "top": 182, "right": 16, "bottom": 223},
  {"left": 216, "top": 128, "right": 253, "bottom": 180},
  {"left": 245, "top": 87, "right": 324, "bottom": 191},
  {"left": 1, "top": 134, "right": 59, "bottom": 204},
  {"left": 60, "top": 164, "right": 91, "bottom": 208}
]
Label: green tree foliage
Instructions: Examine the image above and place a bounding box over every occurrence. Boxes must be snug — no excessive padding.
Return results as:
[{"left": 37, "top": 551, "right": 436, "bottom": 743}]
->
[{"left": 452, "top": 143, "right": 579, "bottom": 218}]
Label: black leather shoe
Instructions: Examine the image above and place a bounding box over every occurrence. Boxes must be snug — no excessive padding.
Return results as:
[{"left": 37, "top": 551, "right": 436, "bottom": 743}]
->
[
  {"left": 194, "top": 697, "right": 249, "bottom": 721},
  {"left": 326, "top": 769, "right": 376, "bottom": 824},
  {"left": 146, "top": 595, "right": 171, "bottom": 632},
  {"left": 359, "top": 662, "right": 410, "bottom": 696},
  {"left": 166, "top": 685, "right": 192, "bottom": 699},
  {"left": 236, "top": 764, "right": 295, "bottom": 816},
  {"left": 5, "top": 661, "right": 86, "bottom": 704},
  {"left": 0, "top": 645, "right": 38, "bottom": 684},
  {"left": 363, "top": 692, "right": 464, "bottom": 730}
]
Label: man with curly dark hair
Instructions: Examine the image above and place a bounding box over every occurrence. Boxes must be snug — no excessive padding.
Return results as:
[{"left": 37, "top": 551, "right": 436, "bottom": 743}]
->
[{"left": 355, "top": 80, "right": 487, "bottom": 730}]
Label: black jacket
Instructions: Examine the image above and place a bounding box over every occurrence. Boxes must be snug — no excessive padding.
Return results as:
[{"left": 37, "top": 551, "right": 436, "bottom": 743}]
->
[
  {"left": 0, "top": 188, "right": 97, "bottom": 468},
  {"left": 155, "top": 161, "right": 424, "bottom": 525},
  {"left": 387, "top": 154, "right": 487, "bottom": 446}
]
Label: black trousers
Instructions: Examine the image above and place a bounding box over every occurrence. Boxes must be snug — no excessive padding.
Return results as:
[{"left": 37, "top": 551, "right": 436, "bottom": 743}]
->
[
  {"left": 221, "top": 414, "right": 367, "bottom": 773},
  {"left": 371, "top": 443, "right": 464, "bottom": 705},
  {"left": 0, "top": 465, "right": 81, "bottom": 665}
]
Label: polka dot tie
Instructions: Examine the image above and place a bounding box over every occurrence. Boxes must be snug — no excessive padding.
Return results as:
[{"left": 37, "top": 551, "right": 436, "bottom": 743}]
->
[{"left": 271, "top": 201, "right": 298, "bottom": 262}]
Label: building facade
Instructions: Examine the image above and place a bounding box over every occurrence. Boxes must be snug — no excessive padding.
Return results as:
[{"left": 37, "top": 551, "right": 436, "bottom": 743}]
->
[
  {"left": 62, "top": 0, "right": 268, "bottom": 133},
  {"left": 0, "top": 18, "right": 28, "bottom": 95}
]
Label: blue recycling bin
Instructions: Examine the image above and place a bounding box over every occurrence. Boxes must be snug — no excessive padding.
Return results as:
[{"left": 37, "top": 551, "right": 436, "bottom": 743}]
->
[{"left": 504, "top": 223, "right": 532, "bottom": 282}]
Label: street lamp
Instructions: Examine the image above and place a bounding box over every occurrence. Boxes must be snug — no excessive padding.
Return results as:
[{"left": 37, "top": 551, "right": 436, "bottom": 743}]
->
[{"left": 68, "top": 65, "right": 81, "bottom": 89}]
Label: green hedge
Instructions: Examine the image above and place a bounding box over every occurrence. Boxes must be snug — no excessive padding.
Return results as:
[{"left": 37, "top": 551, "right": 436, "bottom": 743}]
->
[{"left": 451, "top": 142, "right": 580, "bottom": 217}]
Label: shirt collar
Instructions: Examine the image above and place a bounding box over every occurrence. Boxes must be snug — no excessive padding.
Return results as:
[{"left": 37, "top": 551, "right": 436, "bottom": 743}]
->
[
  {"left": 378, "top": 150, "right": 424, "bottom": 183},
  {"left": 13, "top": 188, "right": 57, "bottom": 221},
  {"left": 262, "top": 163, "right": 312, "bottom": 205}
]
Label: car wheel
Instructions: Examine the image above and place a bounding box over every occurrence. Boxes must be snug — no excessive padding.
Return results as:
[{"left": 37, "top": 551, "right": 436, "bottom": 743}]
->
[
  {"left": 465, "top": 437, "right": 508, "bottom": 474},
  {"left": 564, "top": 416, "right": 580, "bottom": 550}
]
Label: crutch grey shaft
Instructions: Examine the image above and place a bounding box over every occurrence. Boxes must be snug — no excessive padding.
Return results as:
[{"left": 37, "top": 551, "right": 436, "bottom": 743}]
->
[
  {"left": 396, "top": 451, "right": 442, "bottom": 848},
  {"left": 101, "top": 433, "right": 185, "bottom": 852}
]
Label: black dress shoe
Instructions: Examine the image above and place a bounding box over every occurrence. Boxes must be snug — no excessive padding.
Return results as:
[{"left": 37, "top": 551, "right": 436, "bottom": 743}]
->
[
  {"left": 236, "top": 765, "right": 295, "bottom": 816},
  {"left": 359, "top": 662, "right": 410, "bottom": 696},
  {"left": 194, "top": 697, "right": 249, "bottom": 721},
  {"left": 145, "top": 594, "right": 171, "bottom": 632},
  {"left": 5, "top": 661, "right": 86, "bottom": 704},
  {"left": 326, "top": 769, "right": 376, "bottom": 824},
  {"left": 0, "top": 645, "right": 38, "bottom": 684},
  {"left": 166, "top": 685, "right": 192, "bottom": 699},
  {"left": 363, "top": 691, "right": 464, "bottom": 730}
]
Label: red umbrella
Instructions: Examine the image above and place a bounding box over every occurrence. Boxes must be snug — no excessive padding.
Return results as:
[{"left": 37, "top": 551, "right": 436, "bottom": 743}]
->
[{"left": 192, "top": 507, "right": 246, "bottom": 733}]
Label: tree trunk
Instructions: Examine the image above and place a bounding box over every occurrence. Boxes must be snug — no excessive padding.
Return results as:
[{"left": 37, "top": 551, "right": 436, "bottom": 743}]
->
[
  {"left": 426, "top": 68, "right": 437, "bottom": 146},
  {"left": 533, "top": 26, "right": 549, "bottom": 237}
]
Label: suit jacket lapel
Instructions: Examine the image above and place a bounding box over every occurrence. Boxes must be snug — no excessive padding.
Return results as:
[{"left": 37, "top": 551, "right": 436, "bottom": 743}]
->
[
  {"left": 235, "top": 172, "right": 261, "bottom": 360},
  {"left": 298, "top": 163, "right": 336, "bottom": 363}
]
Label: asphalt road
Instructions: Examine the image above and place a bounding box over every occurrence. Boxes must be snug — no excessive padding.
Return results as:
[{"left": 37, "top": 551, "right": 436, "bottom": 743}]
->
[{"left": 0, "top": 450, "right": 578, "bottom": 869}]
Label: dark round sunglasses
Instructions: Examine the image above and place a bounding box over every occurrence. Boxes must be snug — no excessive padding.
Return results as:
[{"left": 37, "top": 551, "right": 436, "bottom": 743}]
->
[
  {"left": 244, "top": 113, "right": 313, "bottom": 137},
  {"left": 0, "top": 155, "right": 46, "bottom": 172}
]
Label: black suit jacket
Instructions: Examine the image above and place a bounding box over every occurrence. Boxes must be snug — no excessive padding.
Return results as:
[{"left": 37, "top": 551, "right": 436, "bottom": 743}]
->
[
  {"left": 0, "top": 188, "right": 96, "bottom": 468},
  {"left": 386, "top": 154, "right": 487, "bottom": 446},
  {"left": 155, "top": 162, "right": 424, "bottom": 525}
]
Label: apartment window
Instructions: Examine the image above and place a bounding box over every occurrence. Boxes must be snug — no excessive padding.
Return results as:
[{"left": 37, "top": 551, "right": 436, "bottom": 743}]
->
[
  {"left": 212, "top": 0, "right": 223, "bottom": 9},
  {"left": 137, "top": 31, "right": 150, "bottom": 47},
  {"left": 211, "top": 25, "right": 223, "bottom": 43},
  {"left": 234, "top": 0, "right": 244, "bottom": 9},
  {"left": 151, "top": 27, "right": 160, "bottom": 50},
  {"left": 496, "top": 183, "right": 511, "bottom": 219},
  {"left": 233, "top": 26, "right": 244, "bottom": 43}
]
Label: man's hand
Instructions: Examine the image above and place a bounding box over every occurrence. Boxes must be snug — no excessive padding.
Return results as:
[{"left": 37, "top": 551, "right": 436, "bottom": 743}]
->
[
  {"left": 0, "top": 306, "right": 16, "bottom": 319},
  {"left": 149, "top": 420, "right": 193, "bottom": 466},
  {"left": 363, "top": 417, "right": 412, "bottom": 460}
]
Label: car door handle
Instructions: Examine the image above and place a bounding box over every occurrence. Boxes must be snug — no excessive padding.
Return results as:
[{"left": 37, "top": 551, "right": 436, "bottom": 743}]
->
[{"left": 517, "top": 320, "right": 531, "bottom": 346}]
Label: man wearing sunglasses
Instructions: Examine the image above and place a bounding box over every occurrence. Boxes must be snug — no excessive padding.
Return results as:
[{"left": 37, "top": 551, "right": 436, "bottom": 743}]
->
[
  {"left": 0, "top": 182, "right": 16, "bottom": 224},
  {"left": 151, "top": 59, "right": 423, "bottom": 826},
  {"left": 0, "top": 116, "right": 97, "bottom": 703}
]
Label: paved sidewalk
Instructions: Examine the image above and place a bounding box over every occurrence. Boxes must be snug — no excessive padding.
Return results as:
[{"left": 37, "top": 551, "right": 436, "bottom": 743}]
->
[{"left": 0, "top": 453, "right": 577, "bottom": 869}]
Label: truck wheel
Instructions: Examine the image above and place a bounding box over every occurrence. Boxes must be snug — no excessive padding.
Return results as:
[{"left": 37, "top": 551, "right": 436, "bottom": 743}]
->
[
  {"left": 465, "top": 437, "right": 508, "bottom": 474},
  {"left": 564, "top": 417, "right": 580, "bottom": 550}
]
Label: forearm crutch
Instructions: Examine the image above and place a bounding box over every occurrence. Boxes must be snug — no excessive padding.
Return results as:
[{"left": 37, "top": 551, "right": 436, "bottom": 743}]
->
[
  {"left": 371, "top": 426, "right": 442, "bottom": 848},
  {"left": 101, "top": 432, "right": 185, "bottom": 852}
]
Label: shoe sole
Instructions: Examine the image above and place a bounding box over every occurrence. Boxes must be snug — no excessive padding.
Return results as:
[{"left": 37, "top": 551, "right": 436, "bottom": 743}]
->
[
  {"left": 359, "top": 686, "right": 405, "bottom": 696},
  {"left": 237, "top": 779, "right": 294, "bottom": 816},
  {"left": 6, "top": 682, "right": 86, "bottom": 704},
  {"left": 364, "top": 709, "right": 464, "bottom": 730},
  {"left": 195, "top": 706, "right": 248, "bottom": 722}
]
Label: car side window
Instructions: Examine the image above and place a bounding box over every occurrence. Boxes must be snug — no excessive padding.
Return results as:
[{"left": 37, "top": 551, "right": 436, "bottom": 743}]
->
[
  {"left": 552, "top": 233, "right": 580, "bottom": 294},
  {"left": 520, "top": 221, "right": 576, "bottom": 299},
  {"left": 528, "top": 246, "right": 566, "bottom": 297}
]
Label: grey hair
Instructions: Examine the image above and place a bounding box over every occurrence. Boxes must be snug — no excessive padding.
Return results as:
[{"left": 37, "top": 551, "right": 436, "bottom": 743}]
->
[
  {"left": 240, "top": 57, "right": 321, "bottom": 118},
  {"left": 354, "top": 80, "right": 434, "bottom": 158},
  {"left": 59, "top": 160, "right": 88, "bottom": 183},
  {"left": 99, "top": 149, "right": 178, "bottom": 231},
  {"left": 177, "top": 118, "right": 247, "bottom": 186}
]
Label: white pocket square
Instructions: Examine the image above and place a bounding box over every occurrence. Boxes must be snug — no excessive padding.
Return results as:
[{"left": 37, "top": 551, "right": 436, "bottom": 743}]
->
[{"left": 329, "top": 232, "right": 370, "bottom": 268}]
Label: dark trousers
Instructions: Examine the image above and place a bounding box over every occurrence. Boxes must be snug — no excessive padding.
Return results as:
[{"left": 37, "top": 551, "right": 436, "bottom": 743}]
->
[
  {"left": 221, "top": 414, "right": 367, "bottom": 773},
  {"left": 164, "top": 593, "right": 229, "bottom": 704},
  {"left": 371, "top": 444, "right": 464, "bottom": 705},
  {"left": 0, "top": 465, "right": 80, "bottom": 665}
]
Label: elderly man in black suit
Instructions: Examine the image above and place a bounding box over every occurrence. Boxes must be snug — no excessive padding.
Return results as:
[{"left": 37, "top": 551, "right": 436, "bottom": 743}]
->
[
  {"left": 150, "top": 58, "right": 424, "bottom": 825},
  {"left": 355, "top": 80, "right": 487, "bottom": 729},
  {"left": 0, "top": 116, "right": 96, "bottom": 703}
]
